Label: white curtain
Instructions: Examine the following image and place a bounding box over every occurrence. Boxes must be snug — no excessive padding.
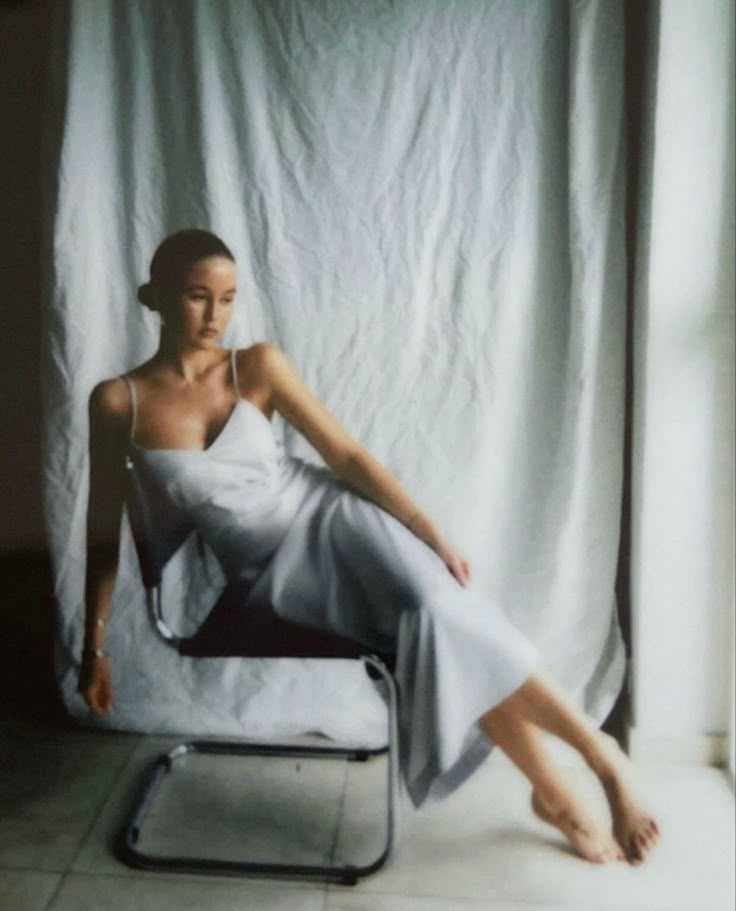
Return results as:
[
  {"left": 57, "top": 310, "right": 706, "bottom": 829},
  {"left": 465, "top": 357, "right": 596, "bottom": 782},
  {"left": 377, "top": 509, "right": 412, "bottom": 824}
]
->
[{"left": 42, "top": 0, "right": 627, "bottom": 746}]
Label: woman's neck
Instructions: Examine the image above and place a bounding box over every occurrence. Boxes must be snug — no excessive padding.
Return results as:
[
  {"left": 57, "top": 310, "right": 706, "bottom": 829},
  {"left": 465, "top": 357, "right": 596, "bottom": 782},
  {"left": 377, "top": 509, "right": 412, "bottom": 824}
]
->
[{"left": 151, "top": 335, "right": 228, "bottom": 383}]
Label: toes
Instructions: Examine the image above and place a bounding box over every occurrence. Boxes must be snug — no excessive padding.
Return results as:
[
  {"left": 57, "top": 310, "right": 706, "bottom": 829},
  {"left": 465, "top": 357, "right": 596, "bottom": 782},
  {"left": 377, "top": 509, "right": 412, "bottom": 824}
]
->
[
  {"left": 627, "top": 835, "right": 643, "bottom": 864},
  {"left": 634, "top": 830, "right": 651, "bottom": 858},
  {"left": 621, "top": 820, "right": 661, "bottom": 864}
]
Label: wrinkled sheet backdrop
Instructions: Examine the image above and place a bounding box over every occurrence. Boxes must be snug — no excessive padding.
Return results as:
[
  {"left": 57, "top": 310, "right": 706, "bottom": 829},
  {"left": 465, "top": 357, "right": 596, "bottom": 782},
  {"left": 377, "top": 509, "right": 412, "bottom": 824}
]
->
[{"left": 42, "top": 0, "right": 626, "bottom": 749}]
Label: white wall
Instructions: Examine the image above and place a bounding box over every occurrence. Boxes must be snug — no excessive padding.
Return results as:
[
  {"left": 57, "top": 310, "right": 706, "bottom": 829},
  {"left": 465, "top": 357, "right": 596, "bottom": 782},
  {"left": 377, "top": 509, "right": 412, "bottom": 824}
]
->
[
  {"left": 630, "top": 0, "right": 735, "bottom": 759},
  {"left": 729, "top": 574, "right": 735, "bottom": 778}
]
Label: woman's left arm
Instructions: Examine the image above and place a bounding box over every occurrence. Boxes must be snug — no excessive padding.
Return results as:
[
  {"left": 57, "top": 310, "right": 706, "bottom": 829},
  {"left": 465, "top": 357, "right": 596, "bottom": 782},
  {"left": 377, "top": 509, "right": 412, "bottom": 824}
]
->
[{"left": 256, "top": 343, "right": 471, "bottom": 587}]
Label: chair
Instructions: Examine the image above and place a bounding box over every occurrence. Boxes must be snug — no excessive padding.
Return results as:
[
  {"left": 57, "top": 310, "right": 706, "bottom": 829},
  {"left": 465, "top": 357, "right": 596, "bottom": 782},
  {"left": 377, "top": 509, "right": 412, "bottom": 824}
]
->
[{"left": 117, "top": 455, "right": 400, "bottom": 886}]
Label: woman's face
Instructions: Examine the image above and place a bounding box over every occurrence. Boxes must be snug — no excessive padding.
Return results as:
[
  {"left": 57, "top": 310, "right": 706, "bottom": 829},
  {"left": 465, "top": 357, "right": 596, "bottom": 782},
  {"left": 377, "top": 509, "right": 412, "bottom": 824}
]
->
[{"left": 163, "top": 255, "right": 237, "bottom": 348}]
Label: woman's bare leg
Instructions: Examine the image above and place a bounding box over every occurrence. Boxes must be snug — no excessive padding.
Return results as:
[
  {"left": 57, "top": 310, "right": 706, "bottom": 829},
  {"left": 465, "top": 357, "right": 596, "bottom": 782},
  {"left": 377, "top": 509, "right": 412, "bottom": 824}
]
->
[
  {"left": 482, "top": 667, "right": 660, "bottom": 865},
  {"left": 481, "top": 703, "right": 625, "bottom": 863}
]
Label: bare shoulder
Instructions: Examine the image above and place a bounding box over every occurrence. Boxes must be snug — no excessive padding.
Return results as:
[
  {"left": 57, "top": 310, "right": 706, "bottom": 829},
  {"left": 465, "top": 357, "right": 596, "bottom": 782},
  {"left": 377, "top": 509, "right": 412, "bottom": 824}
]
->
[
  {"left": 88, "top": 376, "right": 131, "bottom": 431},
  {"left": 233, "top": 342, "right": 290, "bottom": 393},
  {"left": 234, "top": 343, "right": 356, "bottom": 467},
  {"left": 235, "top": 341, "right": 285, "bottom": 372}
]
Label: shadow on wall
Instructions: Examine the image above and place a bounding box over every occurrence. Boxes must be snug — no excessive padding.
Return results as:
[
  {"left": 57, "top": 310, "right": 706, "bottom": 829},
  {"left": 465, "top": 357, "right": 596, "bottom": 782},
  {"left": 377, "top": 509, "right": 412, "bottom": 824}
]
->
[
  {"left": 0, "top": 0, "right": 55, "bottom": 556},
  {"left": 0, "top": 1, "right": 61, "bottom": 723}
]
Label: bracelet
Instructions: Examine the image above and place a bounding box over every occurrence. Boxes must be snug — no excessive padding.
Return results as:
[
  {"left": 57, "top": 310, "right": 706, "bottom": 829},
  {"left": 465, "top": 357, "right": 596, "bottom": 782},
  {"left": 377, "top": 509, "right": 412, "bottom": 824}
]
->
[{"left": 84, "top": 647, "right": 107, "bottom": 659}]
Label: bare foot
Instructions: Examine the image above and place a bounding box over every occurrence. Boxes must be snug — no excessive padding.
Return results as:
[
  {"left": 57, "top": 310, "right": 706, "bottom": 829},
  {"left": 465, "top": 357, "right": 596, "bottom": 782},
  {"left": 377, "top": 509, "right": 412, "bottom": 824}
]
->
[
  {"left": 531, "top": 786, "right": 625, "bottom": 864},
  {"left": 589, "top": 732, "right": 661, "bottom": 866}
]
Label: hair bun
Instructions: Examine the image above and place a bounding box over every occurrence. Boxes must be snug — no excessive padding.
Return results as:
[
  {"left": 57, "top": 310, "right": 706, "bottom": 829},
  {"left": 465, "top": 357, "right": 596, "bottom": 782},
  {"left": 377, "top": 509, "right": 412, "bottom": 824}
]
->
[{"left": 137, "top": 282, "right": 155, "bottom": 310}]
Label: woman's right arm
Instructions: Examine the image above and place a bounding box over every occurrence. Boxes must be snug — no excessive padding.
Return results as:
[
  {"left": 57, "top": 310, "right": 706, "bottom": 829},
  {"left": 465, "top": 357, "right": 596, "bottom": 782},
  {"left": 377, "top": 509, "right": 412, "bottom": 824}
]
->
[{"left": 78, "top": 378, "right": 130, "bottom": 716}]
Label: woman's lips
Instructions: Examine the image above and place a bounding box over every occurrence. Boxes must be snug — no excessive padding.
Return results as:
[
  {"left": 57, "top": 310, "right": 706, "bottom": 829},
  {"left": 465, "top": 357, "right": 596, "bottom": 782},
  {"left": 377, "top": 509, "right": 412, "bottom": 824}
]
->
[{"left": 201, "top": 328, "right": 219, "bottom": 337}]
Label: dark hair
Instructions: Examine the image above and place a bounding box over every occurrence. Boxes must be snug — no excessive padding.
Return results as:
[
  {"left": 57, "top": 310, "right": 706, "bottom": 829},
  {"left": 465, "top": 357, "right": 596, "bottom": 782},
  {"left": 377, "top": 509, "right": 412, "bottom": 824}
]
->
[{"left": 137, "top": 229, "right": 235, "bottom": 312}]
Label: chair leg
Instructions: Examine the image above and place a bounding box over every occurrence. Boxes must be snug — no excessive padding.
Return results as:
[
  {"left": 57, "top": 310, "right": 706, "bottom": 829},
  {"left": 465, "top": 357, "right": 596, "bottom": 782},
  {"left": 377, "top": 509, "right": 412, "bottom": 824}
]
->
[
  {"left": 359, "top": 654, "right": 400, "bottom": 875},
  {"left": 117, "top": 656, "right": 399, "bottom": 885}
]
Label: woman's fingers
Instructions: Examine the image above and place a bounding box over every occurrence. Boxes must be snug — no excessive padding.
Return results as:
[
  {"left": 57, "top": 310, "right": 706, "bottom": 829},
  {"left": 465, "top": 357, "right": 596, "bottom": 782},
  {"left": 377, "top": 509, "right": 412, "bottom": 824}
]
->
[
  {"left": 80, "top": 662, "right": 114, "bottom": 715},
  {"left": 456, "top": 556, "right": 471, "bottom": 586},
  {"left": 83, "top": 686, "right": 100, "bottom": 714},
  {"left": 91, "top": 687, "right": 112, "bottom": 715},
  {"left": 433, "top": 536, "right": 471, "bottom": 587},
  {"left": 98, "top": 667, "right": 114, "bottom": 714},
  {"left": 96, "top": 682, "right": 112, "bottom": 714},
  {"left": 449, "top": 555, "right": 471, "bottom": 587}
]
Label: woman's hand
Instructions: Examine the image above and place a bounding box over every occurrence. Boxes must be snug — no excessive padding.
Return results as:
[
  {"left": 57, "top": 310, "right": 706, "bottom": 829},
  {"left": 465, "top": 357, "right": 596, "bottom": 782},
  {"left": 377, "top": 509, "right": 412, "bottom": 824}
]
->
[
  {"left": 78, "top": 654, "right": 114, "bottom": 716},
  {"left": 433, "top": 535, "right": 472, "bottom": 587},
  {"left": 406, "top": 512, "right": 472, "bottom": 587}
]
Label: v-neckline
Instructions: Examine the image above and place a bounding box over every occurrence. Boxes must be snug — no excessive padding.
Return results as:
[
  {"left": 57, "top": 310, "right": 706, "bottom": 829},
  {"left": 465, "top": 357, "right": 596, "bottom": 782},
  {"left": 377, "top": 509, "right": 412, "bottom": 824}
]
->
[{"left": 130, "top": 397, "right": 272, "bottom": 454}]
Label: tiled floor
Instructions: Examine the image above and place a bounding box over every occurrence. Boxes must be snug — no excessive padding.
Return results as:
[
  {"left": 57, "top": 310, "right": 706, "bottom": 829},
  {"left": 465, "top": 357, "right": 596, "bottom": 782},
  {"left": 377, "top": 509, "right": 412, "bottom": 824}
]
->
[{"left": 1, "top": 718, "right": 734, "bottom": 911}]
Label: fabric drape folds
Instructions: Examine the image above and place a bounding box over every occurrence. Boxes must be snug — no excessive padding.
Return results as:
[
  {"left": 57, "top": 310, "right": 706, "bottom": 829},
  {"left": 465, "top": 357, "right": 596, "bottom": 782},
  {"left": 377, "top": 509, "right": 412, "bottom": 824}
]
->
[{"left": 42, "top": 0, "right": 627, "bottom": 751}]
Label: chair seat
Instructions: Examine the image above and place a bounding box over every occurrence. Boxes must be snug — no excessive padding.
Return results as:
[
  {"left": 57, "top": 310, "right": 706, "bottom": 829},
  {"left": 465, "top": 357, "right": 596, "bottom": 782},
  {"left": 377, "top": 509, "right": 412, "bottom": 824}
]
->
[{"left": 177, "top": 581, "right": 394, "bottom": 666}]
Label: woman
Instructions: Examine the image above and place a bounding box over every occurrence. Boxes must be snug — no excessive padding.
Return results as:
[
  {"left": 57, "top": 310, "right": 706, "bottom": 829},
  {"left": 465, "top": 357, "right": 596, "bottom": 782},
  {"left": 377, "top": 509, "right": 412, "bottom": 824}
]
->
[{"left": 79, "top": 229, "right": 659, "bottom": 865}]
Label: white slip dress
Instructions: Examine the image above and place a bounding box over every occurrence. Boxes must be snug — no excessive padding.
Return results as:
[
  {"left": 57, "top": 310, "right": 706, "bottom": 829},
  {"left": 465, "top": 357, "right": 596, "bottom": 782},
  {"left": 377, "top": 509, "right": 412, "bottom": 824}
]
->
[{"left": 123, "top": 348, "right": 540, "bottom": 807}]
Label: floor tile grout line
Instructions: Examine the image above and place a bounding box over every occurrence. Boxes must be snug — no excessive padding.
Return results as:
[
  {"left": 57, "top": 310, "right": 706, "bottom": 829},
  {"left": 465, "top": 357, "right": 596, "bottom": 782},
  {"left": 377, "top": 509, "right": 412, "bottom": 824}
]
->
[
  {"left": 327, "top": 755, "right": 351, "bottom": 868},
  {"left": 322, "top": 890, "right": 663, "bottom": 910},
  {"left": 63, "top": 732, "right": 145, "bottom": 874},
  {"left": 38, "top": 870, "right": 334, "bottom": 911},
  {"left": 322, "top": 885, "right": 584, "bottom": 909},
  {"left": 16, "top": 865, "right": 331, "bottom": 888},
  {"left": 0, "top": 864, "right": 67, "bottom": 875},
  {"left": 42, "top": 869, "right": 68, "bottom": 911}
]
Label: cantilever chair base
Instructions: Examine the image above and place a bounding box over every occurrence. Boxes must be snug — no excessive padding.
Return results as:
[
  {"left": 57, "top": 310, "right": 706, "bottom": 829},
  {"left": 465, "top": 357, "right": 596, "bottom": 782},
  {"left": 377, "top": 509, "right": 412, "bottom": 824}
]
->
[{"left": 117, "top": 654, "right": 400, "bottom": 886}]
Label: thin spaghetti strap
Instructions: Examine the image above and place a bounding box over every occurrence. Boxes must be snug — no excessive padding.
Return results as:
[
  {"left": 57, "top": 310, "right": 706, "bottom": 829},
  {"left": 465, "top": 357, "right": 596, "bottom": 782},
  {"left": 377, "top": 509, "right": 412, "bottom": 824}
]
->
[
  {"left": 230, "top": 347, "right": 239, "bottom": 396},
  {"left": 122, "top": 374, "right": 137, "bottom": 445}
]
